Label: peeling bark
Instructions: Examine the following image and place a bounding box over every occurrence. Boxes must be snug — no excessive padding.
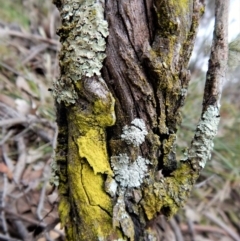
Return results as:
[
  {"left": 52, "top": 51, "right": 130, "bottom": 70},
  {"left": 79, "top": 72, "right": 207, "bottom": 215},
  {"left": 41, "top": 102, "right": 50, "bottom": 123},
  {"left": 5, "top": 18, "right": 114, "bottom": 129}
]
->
[{"left": 52, "top": 0, "right": 229, "bottom": 240}]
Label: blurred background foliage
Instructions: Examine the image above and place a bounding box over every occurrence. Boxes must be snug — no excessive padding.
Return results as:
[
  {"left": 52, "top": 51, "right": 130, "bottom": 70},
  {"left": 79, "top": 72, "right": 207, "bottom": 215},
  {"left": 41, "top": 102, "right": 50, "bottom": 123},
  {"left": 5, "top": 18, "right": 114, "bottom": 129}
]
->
[{"left": 0, "top": 0, "right": 239, "bottom": 240}]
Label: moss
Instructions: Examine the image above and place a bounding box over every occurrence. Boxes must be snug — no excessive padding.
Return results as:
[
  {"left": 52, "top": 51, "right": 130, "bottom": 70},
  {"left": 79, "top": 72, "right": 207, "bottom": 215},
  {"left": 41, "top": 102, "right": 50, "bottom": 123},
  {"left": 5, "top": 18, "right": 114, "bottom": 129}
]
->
[
  {"left": 58, "top": 196, "right": 71, "bottom": 228},
  {"left": 162, "top": 134, "right": 177, "bottom": 171},
  {"left": 142, "top": 162, "right": 198, "bottom": 220},
  {"left": 154, "top": 1, "right": 189, "bottom": 37}
]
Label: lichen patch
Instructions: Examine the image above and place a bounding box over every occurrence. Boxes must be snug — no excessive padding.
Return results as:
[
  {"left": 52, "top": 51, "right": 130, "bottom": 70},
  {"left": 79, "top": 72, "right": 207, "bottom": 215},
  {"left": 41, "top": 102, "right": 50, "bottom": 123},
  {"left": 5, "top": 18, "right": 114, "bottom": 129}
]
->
[
  {"left": 111, "top": 154, "right": 150, "bottom": 188},
  {"left": 187, "top": 105, "right": 220, "bottom": 169},
  {"left": 121, "top": 118, "right": 148, "bottom": 147},
  {"left": 52, "top": 0, "right": 110, "bottom": 105},
  {"left": 77, "top": 128, "right": 113, "bottom": 175}
]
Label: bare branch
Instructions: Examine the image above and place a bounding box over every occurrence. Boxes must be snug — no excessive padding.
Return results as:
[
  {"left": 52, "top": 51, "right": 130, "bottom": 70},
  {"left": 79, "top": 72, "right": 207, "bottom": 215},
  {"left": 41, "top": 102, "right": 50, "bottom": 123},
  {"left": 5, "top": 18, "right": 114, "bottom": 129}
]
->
[
  {"left": 203, "top": 0, "right": 229, "bottom": 109},
  {"left": 187, "top": 0, "right": 229, "bottom": 171}
]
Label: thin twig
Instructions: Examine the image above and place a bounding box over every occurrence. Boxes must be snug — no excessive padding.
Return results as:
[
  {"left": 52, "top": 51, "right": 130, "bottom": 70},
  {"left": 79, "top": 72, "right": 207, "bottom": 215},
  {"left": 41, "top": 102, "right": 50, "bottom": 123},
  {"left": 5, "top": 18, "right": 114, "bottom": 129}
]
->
[
  {"left": 0, "top": 233, "right": 21, "bottom": 241},
  {"left": 187, "top": 219, "right": 196, "bottom": 241},
  {"left": 203, "top": 0, "right": 229, "bottom": 110},
  {"left": 36, "top": 180, "right": 47, "bottom": 221},
  {"left": 0, "top": 61, "right": 24, "bottom": 77},
  {"left": 0, "top": 207, "right": 45, "bottom": 227},
  {"left": 0, "top": 117, "right": 30, "bottom": 127},
  {"left": 204, "top": 212, "right": 240, "bottom": 241},
  {"left": 0, "top": 129, "right": 14, "bottom": 146},
  {"left": 22, "top": 44, "right": 48, "bottom": 65},
  {"left": 12, "top": 219, "right": 30, "bottom": 241},
  {"left": 14, "top": 137, "right": 27, "bottom": 184},
  {"left": 203, "top": 0, "right": 229, "bottom": 109},
  {"left": 13, "top": 123, "right": 53, "bottom": 144},
  {"left": 8, "top": 183, "right": 34, "bottom": 199},
  {"left": 0, "top": 29, "right": 60, "bottom": 49},
  {"left": 169, "top": 218, "right": 184, "bottom": 241},
  {"left": 195, "top": 175, "right": 216, "bottom": 188},
  {"left": 36, "top": 161, "right": 54, "bottom": 240},
  {"left": 0, "top": 116, "right": 55, "bottom": 128},
  {"left": 0, "top": 103, "right": 19, "bottom": 119},
  {"left": 180, "top": 223, "right": 228, "bottom": 235},
  {"left": 186, "top": 0, "right": 229, "bottom": 172},
  {"left": 1, "top": 206, "right": 64, "bottom": 237},
  {"left": 0, "top": 174, "right": 9, "bottom": 236},
  {"left": 2, "top": 144, "right": 14, "bottom": 172}
]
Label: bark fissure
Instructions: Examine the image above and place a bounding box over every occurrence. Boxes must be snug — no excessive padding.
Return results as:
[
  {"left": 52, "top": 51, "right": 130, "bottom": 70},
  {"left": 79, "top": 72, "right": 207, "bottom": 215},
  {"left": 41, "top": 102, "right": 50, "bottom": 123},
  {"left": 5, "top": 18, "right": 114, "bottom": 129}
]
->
[
  {"left": 143, "top": 0, "right": 152, "bottom": 43},
  {"left": 117, "top": 1, "right": 141, "bottom": 62}
]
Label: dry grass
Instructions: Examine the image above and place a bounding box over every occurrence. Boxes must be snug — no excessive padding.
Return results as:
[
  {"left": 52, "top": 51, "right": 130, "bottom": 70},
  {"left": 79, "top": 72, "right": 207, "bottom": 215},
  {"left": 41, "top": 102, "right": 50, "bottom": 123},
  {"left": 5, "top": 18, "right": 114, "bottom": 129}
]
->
[{"left": 0, "top": 1, "right": 239, "bottom": 241}]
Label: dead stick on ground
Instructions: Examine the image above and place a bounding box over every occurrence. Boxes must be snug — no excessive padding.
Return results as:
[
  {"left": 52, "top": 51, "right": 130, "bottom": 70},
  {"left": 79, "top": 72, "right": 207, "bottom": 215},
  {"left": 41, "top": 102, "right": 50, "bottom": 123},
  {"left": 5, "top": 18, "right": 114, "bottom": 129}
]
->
[
  {"left": 204, "top": 212, "right": 240, "bottom": 241},
  {"left": 180, "top": 224, "right": 228, "bottom": 235},
  {"left": 0, "top": 29, "right": 60, "bottom": 48},
  {"left": 169, "top": 218, "right": 184, "bottom": 241},
  {"left": 14, "top": 137, "right": 27, "bottom": 184}
]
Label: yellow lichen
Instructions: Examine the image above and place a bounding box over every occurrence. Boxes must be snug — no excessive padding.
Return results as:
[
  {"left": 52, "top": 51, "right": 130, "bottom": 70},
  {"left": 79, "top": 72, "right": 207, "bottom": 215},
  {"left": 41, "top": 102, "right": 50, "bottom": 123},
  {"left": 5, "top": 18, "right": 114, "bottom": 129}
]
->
[
  {"left": 77, "top": 128, "right": 113, "bottom": 175},
  {"left": 81, "top": 162, "right": 112, "bottom": 213},
  {"left": 65, "top": 136, "right": 115, "bottom": 240},
  {"left": 175, "top": 0, "right": 189, "bottom": 12},
  {"left": 93, "top": 98, "right": 116, "bottom": 127}
]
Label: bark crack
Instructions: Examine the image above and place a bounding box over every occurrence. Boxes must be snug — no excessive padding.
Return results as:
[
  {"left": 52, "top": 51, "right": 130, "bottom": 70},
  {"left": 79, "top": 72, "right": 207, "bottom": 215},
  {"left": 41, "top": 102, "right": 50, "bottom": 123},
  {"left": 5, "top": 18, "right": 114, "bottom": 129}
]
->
[
  {"left": 117, "top": 1, "right": 141, "bottom": 62},
  {"left": 143, "top": 0, "right": 152, "bottom": 42}
]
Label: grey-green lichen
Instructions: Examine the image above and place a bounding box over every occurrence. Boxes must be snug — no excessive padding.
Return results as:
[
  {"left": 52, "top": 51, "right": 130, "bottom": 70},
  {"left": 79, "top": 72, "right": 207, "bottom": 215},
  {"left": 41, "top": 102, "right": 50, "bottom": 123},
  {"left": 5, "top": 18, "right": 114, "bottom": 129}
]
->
[
  {"left": 186, "top": 105, "right": 220, "bottom": 169},
  {"left": 110, "top": 118, "right": 150, "bottom": 188},
  {"left": 52, "top": 0, "right": 109, "bottom": 105},
  {"left": 108, "top": 119, "right": 150, "bottom": 239},
  {"left": 121, "top": 118, "right": 148, "bottom": 147},
  {"left": 111, "top": 154, "right": 150, "bottom": 188}
]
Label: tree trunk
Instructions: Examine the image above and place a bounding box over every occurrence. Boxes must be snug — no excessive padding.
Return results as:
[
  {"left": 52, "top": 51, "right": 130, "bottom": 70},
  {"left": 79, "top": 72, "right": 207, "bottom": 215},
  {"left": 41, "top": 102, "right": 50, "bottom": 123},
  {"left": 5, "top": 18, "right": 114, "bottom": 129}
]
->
[{"left": 51, "top": 0, "right": 228, "bottom": 240}]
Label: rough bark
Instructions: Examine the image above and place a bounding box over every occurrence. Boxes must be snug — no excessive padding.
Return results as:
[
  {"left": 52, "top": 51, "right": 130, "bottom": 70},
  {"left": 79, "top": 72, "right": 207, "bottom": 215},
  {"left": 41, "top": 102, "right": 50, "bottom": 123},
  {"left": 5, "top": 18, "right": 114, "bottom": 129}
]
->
[{"left": 51, "top": 0, "right": 228, "bottom": 240}]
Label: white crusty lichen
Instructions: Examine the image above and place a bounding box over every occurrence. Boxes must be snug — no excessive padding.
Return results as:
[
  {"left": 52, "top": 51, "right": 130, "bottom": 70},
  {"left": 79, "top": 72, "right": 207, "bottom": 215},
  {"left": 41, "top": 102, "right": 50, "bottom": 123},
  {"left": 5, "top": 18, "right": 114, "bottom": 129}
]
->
[
  {"left": 111, "top": 118, "right": 149, "bottom": 188},
  {"left": 121, "top": 118, "right": 148, "bottom": 147},
  {"left": 187, "top": 105, "right": 220, "bottom": 169},
  {"left": 111, "top": 154, "right": 150, "bottom": 188},
  {"left": 53, "top": 0, "right": 109, "bottom": 104}
]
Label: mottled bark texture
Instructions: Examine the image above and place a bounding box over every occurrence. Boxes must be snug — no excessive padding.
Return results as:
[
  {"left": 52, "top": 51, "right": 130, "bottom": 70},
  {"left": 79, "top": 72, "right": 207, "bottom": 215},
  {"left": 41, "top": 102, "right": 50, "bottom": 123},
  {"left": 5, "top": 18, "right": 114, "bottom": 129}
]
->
[{"left": 52, "top": 0, "right": 228, "bottom": 240}]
